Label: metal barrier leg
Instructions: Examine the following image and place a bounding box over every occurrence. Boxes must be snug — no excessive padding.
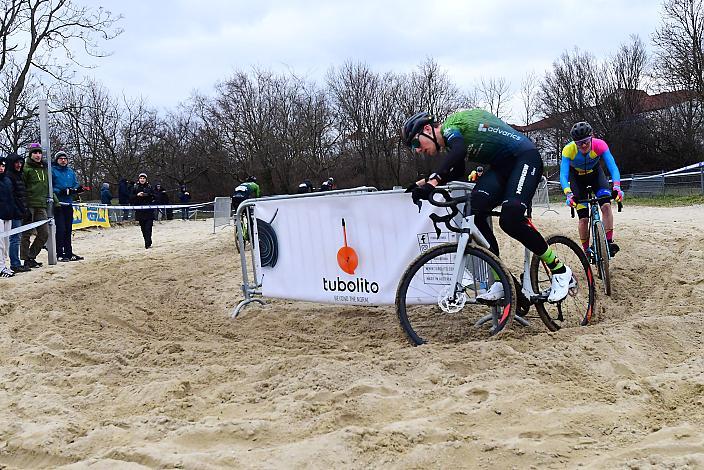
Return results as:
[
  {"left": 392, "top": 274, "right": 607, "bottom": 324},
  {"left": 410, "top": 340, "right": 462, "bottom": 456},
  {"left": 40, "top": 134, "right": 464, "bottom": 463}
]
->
[{"left": 231, "top": 298, "right": 265, "bottom": 318}]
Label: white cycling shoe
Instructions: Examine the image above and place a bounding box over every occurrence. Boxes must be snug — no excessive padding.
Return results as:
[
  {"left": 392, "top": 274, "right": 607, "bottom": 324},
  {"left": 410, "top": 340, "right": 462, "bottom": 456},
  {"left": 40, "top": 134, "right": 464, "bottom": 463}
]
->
[
  {"left": 548, "top": 265, "right": 573, "bottom": 302},
  {"left": 477, "top": 281, "right": 504, "bottom": 301}
]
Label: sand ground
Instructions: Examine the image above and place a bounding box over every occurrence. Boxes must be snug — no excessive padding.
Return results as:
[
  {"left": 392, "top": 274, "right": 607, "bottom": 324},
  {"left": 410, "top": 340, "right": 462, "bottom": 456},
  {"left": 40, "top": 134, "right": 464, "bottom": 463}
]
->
[{"left": 1, "top": 204, "right": 703, "bottom": 469}]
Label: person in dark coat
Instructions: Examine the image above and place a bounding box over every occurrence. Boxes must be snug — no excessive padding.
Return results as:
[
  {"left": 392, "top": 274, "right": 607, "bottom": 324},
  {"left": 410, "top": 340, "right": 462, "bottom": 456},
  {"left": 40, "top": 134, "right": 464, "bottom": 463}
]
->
[
  {"left": 130, "top": 173, "right": 155, "bottom": 248},
  {"left": 1, "top": 156, "right": 23, "bottom": 276},
  {"left": 153, "top": 183, "right": 170, "bottom": 220},
  {"left": 297, "top": 179, "right": 314, "bottom": 194},
  {"left": 118, "top": 178, "right": 133, "bottom": 221},
  {"left": 5, "top": 153, "right": 28, "bottom": 272},
  {"left": 100, "top": 182, "right": 113, "bottom": 205},
  {"left": 178, "top": 185, "right": 191, "bottom": 220}
]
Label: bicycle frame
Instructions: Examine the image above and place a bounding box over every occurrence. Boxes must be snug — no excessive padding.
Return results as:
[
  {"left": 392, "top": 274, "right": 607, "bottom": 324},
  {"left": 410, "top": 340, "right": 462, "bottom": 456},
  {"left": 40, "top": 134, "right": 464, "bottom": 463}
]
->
[
  {"left": 588, "top": 200, "right": 610, "bottom": 263},
  {"left": 433, "top": 183, "right": 537, "bottom": 327},
  {"left": 440, "top": 183, "right": 539, "bottom": 301}
]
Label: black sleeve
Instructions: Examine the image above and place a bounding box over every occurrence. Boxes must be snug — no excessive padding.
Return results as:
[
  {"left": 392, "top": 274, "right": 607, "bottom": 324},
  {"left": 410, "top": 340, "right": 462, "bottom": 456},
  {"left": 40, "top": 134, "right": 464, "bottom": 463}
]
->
[{"left": 435, "top": 133, "right": 467, "bottom": 183}]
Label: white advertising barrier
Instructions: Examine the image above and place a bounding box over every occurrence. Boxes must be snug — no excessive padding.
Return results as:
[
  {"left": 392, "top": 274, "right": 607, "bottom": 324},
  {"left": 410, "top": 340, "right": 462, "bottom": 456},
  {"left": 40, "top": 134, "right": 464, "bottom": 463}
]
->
[{"left": 253, "top": 190, "right": 465, "bottom": 306}]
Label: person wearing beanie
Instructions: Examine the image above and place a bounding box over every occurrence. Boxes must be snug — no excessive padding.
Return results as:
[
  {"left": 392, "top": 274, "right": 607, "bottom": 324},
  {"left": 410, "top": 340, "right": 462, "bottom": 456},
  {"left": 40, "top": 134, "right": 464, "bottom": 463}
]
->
[
  {"left": 100, "top": 182, "right": 113, "bottom": 205},
  {"left": 52, "top": 150, "right": 85, "bottom": 262},
  {"left": 130, "top": 172, "right": 155, "bottom": 248},
  {"left": 21, "top": 143, "right": 55, "bottom": 269}
]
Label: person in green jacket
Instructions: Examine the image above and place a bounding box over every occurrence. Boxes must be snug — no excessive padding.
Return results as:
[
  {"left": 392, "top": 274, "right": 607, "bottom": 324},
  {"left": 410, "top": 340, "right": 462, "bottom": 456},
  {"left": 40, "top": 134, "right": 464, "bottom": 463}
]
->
[{"left": 20, "top": 143, "right": 55, "bottom": 268}]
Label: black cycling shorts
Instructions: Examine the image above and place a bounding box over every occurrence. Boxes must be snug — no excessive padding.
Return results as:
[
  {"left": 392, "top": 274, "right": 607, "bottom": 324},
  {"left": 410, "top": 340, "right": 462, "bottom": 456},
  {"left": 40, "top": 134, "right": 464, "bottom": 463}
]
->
[
  {"left": 470, "top": 149, "right": 544, "bottom": 213},
  {"left": 569, "top": 166, "right": 611, "bottom": 218}
]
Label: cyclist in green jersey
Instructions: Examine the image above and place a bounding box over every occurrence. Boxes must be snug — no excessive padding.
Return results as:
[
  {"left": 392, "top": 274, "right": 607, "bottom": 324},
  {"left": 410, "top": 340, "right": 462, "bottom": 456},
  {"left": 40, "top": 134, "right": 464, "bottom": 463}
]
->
[
  {"left": 402, "top": 109, "right": 572, "bottom": 302},
  {"left": 232, "top": 176, "right": 261, "bottom": 210}
]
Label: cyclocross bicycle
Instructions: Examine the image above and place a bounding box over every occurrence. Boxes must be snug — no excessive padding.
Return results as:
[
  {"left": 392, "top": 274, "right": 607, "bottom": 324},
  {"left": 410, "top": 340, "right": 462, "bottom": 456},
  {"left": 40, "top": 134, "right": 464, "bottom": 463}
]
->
[
  {"left": 572, "top": 187, "right": 623, "bottom": 296},
  {"left": 395, "top": 184, "right": 596, "bottom": 345}
]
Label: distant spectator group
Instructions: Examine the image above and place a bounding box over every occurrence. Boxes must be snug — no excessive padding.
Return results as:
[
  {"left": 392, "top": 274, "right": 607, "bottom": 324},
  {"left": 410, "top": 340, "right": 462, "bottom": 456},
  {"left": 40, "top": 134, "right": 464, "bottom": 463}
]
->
[
  {"left": 1, "top": 143, "right": 346, "bottom": 277},
  {"left": 1, "top": 143, "right": 203, "bottom": 276}
]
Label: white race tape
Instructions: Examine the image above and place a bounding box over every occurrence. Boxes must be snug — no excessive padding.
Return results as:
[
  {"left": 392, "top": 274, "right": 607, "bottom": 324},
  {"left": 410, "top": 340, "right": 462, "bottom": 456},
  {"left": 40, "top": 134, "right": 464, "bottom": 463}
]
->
[
  {"left": 0, "top": 218, "right": 52, "bottom": 238},
  {"left": 62, "top": 201, "right": 215, "bottom": 210}
]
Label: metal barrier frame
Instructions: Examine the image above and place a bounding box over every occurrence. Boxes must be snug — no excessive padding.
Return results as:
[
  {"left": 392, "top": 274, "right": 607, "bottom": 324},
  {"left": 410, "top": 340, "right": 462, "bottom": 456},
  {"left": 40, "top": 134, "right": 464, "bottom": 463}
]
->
[
  {"left": 213, "top": 197, "right": 232, "bottom": 233},
  {"left": 232, "top": 187, "right": 378, "bottom": 318}
]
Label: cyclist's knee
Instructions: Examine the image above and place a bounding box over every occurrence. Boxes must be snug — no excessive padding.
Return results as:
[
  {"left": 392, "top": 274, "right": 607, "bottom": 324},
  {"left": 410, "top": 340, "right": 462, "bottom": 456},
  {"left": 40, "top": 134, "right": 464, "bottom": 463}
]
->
[{"left": 498, "top": 199, "right": 528, "bottom": 235}]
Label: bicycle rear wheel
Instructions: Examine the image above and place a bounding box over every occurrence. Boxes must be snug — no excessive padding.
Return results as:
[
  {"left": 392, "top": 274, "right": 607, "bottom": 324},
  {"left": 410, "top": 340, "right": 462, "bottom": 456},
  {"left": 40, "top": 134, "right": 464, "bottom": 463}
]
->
[
  {"left": 531, "top": 235, "right": 596, "bottom": 331},
  {"left": 396, "top": 242, "right": 516, "bottom": 345},
  {"left": 593, "top": 220, "right": 611, "bottom": 296}
]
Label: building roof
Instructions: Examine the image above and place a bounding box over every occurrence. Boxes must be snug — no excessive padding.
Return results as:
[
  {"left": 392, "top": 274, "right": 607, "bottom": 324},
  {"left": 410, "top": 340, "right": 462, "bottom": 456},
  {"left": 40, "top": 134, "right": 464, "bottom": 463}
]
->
[{"left": 510, "top": 89, "right": 698, "bottom": 133}]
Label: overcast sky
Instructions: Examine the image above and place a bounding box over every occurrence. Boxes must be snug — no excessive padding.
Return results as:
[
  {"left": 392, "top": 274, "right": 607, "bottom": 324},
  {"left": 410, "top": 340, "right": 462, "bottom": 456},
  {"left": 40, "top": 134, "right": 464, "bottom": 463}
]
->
[{"left": 88, "top": 0, "right": 664, "bottom": 122}]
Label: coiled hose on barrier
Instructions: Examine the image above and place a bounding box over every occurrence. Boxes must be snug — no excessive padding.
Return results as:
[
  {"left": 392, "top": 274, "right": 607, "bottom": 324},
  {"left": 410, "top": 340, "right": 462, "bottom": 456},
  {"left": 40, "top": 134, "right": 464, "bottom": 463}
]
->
[{"left": 255, "top": 218, "right": 278, "bottom": 267}]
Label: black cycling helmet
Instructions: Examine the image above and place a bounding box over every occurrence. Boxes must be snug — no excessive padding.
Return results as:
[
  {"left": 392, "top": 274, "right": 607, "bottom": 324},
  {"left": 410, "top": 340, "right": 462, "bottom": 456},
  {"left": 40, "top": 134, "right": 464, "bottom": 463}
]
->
[
  {"left": 570, "top": 121, "right": 593, "bottom": 141},
  {"left": 401, "top": 112, "right": 436, "bottom": 147},
  {"left": 246, "top": 175, "right": 257, "bottom": 183}
]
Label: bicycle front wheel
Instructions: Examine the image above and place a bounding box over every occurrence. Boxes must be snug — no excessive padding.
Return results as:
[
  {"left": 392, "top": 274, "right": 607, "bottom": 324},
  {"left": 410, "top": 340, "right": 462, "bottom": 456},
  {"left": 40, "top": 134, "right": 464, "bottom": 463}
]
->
[
  {"left": 531, "top": 235, "right": 596, "bottom": 331},
  {"left": 593, "top": 221, "right": 611, "bottom": 296},
  {"left": 396, "top": 243, "right": 516, "bottom": 345}
]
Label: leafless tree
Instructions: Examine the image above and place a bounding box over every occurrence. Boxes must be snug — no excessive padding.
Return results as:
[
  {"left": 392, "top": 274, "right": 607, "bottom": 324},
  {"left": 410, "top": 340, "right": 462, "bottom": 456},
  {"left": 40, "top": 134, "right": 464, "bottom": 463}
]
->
[
  {"left": 652, "top": 0, "right": 704, "bottom": 94},
  {"left": 477, "top": 76, "right": 513, "bottom": 120},
  {"left": 51, "top": 79, "right": 158, "bottom": 192},
  {"left": 519, "top": 71, "right": 540, "bottom": 126},
  {"left": 327, "top": 61, "right": 407, "bottom": 187},
  {"left": 0, "top": 0, "right": 121, "bottom": 131}
]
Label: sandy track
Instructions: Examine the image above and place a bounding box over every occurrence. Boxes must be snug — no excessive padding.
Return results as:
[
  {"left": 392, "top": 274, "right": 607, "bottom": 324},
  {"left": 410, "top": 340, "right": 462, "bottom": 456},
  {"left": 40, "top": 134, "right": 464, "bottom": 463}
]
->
[{"left": 1, "top": 206, "right": 703, "bottom": 469}]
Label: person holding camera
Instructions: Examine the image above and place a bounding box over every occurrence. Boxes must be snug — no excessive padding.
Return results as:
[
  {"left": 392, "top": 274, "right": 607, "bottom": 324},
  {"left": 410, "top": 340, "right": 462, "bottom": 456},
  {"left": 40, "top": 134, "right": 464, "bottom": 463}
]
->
[
  {"left": 131, "top": 173, "right": 155, "bottom": 248},
  {"left": 52, "top": 150, "right": 86, "bottom": 262}
]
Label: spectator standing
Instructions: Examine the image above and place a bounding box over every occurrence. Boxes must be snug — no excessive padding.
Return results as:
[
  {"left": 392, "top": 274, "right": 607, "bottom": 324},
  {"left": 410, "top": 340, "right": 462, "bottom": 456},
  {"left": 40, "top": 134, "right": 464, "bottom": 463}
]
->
[
  {"left": 320, "top": 177, "right": 335, "bottom": 191},
  {"left": 1, "top": 157, "right": 22, "bottom": 277},
  {"left": 468, "top": 165, "right": 484, "bottom": 182},
  {"left": 100, "top": 182, "right": 113, "bottom": 205},
  {"left": 21, "top": 143, "right": 54, "bottom": 269},
  {"left": 5, "top": 153, "right": 29, "bottom": 273},
  {"left": 131, "top": 173, "right": 155, "bottom": 248},
  {"left": 297, "top": 179, "right": 314, "bottom": 194},
  {"left": 178, "top": 185, "right": 191, "bottom": 220},
  {"left": 118, "top": 178, "right": 133, "bottom": 221},
  {"left": 52, "top": 150, "right": 85, "bottom": 262},
  {"left": 153, "top": 183, "right": 170, "bottom": 220}
]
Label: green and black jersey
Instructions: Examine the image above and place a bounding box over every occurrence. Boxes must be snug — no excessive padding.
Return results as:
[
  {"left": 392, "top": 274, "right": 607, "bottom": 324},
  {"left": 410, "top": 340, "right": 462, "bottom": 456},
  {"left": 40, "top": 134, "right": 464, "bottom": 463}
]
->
[{"left": 436, "top": 109, "right": 535, "bottom": 180}]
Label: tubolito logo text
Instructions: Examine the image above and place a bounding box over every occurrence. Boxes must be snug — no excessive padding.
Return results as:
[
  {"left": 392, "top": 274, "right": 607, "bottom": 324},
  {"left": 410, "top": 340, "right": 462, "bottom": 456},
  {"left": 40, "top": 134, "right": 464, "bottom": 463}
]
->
[
  {"left": 477, "top": 123, "right": 521, "bottom": 141},
  {"left": 324, "top": 217, "right": 380, "bottom": 300},
  {"left": 323, "top": 276, "right": 379, "bottom": 293}
]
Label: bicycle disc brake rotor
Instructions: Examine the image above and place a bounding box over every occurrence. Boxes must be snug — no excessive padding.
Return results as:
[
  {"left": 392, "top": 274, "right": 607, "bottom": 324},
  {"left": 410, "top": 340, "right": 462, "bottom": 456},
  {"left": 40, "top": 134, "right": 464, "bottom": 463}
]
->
[{"left": 437, "top": 285, "right": 467, "bottom": 313}]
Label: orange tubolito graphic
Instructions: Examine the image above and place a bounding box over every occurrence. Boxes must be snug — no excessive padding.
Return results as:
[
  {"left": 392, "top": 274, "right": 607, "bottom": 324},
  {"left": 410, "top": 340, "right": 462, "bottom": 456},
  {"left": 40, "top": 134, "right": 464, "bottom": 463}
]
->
[{"left": 336, "top": 218, "right": 358, "bottom": 275}]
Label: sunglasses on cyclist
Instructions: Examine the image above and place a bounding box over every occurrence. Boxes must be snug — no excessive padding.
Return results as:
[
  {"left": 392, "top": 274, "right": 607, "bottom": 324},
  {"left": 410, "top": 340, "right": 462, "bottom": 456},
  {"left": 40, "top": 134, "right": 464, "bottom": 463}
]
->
[{"left": 575, "top": 136, "right": 592, "bottom": 146}]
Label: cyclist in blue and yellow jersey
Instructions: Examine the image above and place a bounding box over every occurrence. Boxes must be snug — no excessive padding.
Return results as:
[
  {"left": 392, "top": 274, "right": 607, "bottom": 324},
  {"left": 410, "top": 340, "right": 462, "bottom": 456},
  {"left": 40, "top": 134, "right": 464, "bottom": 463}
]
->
[
  {"left": 401, "top": 109, "right": 573, "bottom": 303},
  {"left": 560, "top": 121, "right": 623, "bottom": 257}
]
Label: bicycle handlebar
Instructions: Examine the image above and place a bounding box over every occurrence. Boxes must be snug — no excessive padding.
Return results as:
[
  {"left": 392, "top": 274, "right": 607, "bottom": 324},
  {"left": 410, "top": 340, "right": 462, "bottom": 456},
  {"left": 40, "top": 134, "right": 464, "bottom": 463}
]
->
[
  {"left": 570, "top": 191, "right": 623, "bottom": 218},
  {"left": 420, "top": 187, "right": 468, "bottom": 237}
]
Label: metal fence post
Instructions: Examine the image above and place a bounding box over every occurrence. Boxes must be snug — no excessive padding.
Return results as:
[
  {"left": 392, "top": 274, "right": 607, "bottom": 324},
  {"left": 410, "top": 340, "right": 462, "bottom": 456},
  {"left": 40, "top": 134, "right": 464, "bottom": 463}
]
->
[
  {"left": 39, "top": 99, "right": 57, "bottom": 265},
  {"left": 700, "top": 163, "right": 703, "bottom": 195}
]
